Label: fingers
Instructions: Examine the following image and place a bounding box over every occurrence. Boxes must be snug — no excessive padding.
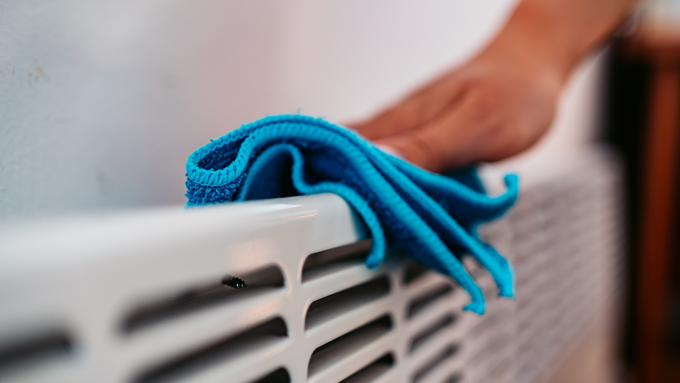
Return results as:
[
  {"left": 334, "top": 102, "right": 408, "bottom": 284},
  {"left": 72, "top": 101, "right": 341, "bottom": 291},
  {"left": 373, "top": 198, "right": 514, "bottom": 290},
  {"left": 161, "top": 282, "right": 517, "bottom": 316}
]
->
[
  {"left": 376, "top": 90, "right": 510, "bottom": 172},
  {"left": 349, "top": 99, "right": 424, "bottom": 141},
  {"left": 351, "top": 75, "right": 465, "bottom": 141}
]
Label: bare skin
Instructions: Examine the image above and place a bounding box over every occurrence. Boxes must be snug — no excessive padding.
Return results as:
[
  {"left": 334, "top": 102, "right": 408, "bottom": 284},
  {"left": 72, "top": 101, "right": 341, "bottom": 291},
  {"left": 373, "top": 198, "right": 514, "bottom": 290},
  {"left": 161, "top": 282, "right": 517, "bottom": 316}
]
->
[{"left": 351, "top": 0, "right": 638, "bottom": 173}]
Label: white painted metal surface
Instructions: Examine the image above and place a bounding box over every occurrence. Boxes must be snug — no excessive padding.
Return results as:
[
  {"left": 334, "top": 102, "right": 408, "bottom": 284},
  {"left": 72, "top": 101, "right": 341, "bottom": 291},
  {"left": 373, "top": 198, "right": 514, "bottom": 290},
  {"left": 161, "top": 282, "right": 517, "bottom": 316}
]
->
[{"left": 0, "top": 147, "right": 624, "bottom": 383}]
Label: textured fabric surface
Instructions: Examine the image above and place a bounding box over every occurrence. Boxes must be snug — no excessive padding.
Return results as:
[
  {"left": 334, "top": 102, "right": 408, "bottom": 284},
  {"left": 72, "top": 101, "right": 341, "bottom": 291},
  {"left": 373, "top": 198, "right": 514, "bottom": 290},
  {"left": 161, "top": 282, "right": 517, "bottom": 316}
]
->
[{"left": 185, "top": 115, "right": 518, "bottom": 314}]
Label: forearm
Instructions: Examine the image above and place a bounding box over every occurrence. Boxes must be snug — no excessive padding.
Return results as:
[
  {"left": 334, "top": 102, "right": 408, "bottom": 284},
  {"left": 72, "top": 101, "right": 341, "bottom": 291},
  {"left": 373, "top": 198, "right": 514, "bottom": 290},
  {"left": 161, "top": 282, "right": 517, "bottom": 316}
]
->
[{"left": 486, "top": 0, "right": 639, "bottom": 84}]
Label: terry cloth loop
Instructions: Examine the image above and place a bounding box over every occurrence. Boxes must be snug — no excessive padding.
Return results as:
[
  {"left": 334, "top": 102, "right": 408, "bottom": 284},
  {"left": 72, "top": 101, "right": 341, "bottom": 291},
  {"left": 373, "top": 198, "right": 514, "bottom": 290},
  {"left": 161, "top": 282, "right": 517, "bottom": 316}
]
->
[{"left": 185, "top": 114, "right": 519, "bottom": 314}]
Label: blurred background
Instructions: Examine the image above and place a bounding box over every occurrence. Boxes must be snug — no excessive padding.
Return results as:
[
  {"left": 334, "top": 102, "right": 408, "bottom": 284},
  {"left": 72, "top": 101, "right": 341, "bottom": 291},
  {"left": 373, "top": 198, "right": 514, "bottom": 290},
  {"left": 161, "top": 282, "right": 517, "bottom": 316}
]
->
[{"left": 1, "top": 0, "right": 680, "bottom": 382}]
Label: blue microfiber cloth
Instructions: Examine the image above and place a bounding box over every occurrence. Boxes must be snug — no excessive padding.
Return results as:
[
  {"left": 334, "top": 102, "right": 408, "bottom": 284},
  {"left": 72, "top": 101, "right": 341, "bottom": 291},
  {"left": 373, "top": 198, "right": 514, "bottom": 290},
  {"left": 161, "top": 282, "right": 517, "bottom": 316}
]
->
[{"left": 185, "top": 114, "right": 518, "bottom": 314}]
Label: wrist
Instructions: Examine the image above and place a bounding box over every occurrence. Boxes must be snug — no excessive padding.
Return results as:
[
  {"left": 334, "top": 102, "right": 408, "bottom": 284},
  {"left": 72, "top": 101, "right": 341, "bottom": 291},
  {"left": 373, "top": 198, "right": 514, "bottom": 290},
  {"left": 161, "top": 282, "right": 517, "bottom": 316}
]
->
[
  {"left": 470, "top": 31, "right": 568, "bottom": 97},
  {"left": 486, "top": 3, "right": 580, "bottom": 87},
  {"left": 482, "top": 0, "right": 636, "bottom": 87}
]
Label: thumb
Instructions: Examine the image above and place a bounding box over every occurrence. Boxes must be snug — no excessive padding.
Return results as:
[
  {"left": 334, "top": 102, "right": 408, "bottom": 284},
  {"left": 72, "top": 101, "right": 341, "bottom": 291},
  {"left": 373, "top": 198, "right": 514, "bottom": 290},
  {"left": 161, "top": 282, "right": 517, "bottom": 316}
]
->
[
  {"left": 376, "top": 109, "right": 483, "bottom": 173},
  {"left": 377, "top": 131, "right": 449, "bottom": 172}
]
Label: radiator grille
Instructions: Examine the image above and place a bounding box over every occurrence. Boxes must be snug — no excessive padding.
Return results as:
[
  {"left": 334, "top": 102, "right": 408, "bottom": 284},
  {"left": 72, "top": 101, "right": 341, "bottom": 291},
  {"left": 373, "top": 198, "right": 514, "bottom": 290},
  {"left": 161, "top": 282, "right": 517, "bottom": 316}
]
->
[{"left": 0, "top": 148, "right": 624, "bottom": 383}]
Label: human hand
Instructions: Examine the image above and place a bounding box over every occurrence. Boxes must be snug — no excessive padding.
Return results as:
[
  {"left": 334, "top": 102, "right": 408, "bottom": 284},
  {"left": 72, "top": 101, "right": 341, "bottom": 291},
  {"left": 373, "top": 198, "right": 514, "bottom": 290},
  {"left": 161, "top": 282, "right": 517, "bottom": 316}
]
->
[
  {"left": 349, "top": 0, "right": 635, "bottom": 173},
  {"left": 350, "top": 47, "right": 563, "bottom": 173}
]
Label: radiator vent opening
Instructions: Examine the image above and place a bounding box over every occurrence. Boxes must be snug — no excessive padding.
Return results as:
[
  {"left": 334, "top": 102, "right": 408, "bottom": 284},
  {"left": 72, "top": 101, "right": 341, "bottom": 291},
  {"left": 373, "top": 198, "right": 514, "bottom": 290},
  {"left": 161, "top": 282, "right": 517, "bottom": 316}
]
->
[
  {"left": 302, "top": 240, "right": 371, "bottom": 283},
  {"left": 122, "top": 265, "right": 285, "bottom": 333},
  {"left": 339, "top": 353, "right": 394, "bottom": 383},
  {"left": 305, "top": 276, "right": 390, "bottom": 331},
  {"left": 307, "top": 315, "right": 392, "bottom": 379},
  {"left": 409, "top": 314, "right": 457, "bottom": 354},
  {"left": 411, "top": 344, "right": 459, "bottom": 383},
  {"left": 447, "top": 373, "right": 463, "bottom": 383},
  {"left": 407, "top": 284, "right": 454, "bottom": 319},
  {"left": 402, "top": 261, "right": 429, "bottom": 285},
  {"left": 251, "top": 367, "right": 290, "bottom": 383},
  {"left": 134, "top": 317, "right": 287, "bottom": 383},
  {"left": 0, "top": 332, "right": 72, "bottom": 374}
]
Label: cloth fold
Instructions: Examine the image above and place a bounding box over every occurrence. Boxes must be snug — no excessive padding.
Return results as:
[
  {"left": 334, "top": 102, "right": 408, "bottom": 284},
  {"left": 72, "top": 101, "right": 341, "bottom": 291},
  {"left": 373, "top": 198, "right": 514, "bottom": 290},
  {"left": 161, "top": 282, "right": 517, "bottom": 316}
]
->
[{"left": 185, "top": 114, "right": 518, "bottom": 314}]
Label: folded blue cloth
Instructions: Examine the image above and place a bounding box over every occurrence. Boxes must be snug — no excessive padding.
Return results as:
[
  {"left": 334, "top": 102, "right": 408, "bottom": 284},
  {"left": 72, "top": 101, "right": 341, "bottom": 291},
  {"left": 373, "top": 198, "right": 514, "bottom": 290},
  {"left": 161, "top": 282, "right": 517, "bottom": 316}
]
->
[{"left": 185, "top": 115, "right": 518, "bottom": 314}]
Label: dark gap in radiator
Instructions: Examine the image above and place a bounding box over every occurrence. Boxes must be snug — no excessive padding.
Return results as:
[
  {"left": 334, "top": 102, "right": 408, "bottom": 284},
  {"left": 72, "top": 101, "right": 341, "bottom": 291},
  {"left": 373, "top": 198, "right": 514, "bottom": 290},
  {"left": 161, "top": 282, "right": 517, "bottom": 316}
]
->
[
  {"left": 402, "top": 261, "right": 429, "bottom": 285},
  {"left": 447, "top": 372, "right": 463, "bottom": 383},
  {"left": 407, "top": 284, "right": 454, "bottom": 319},
  {"left": 308, "top": 315, "right": 392, "bottom": 379},
  {"left": 251, "top": 367, "right": 290, "bottom": 383},
  {"left": 0, "top": 331, "right": 72, "bottom": 373},
  {"left": 134, "top": 317, "right": 287, "bottom": 383},
  {"left": 339, "top": 353, "right": 394, "bottom": 383},
  {"left": 409, "top": 313, "right": 457, "bottom": 354},
  {"left": 302, "top": 240, "right": 371, "bottom": 283},
  {"left": 122, "top": 265, "right": 284, "bottom": 334},
  {"left": 411, "top": 344, "right": 459, "bottom": 383},
  {"left": 305, "top": 276, "right": 390, "bottom": 330}
]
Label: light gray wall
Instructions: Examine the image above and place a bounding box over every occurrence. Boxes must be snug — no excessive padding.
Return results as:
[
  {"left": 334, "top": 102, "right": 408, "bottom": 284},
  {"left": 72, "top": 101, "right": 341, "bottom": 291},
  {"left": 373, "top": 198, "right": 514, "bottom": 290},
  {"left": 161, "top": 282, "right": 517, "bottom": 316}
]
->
[{"left": 2, "top": 0, "right": 603, "bottom": 224}]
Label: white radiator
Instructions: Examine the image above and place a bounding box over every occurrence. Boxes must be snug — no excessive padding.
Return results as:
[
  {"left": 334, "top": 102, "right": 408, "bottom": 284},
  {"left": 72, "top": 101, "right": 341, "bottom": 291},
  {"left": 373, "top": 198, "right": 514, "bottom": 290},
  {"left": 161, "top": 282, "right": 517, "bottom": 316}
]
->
[{"left": 0, "top": 147, "right": 624, "bottom": 383}]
